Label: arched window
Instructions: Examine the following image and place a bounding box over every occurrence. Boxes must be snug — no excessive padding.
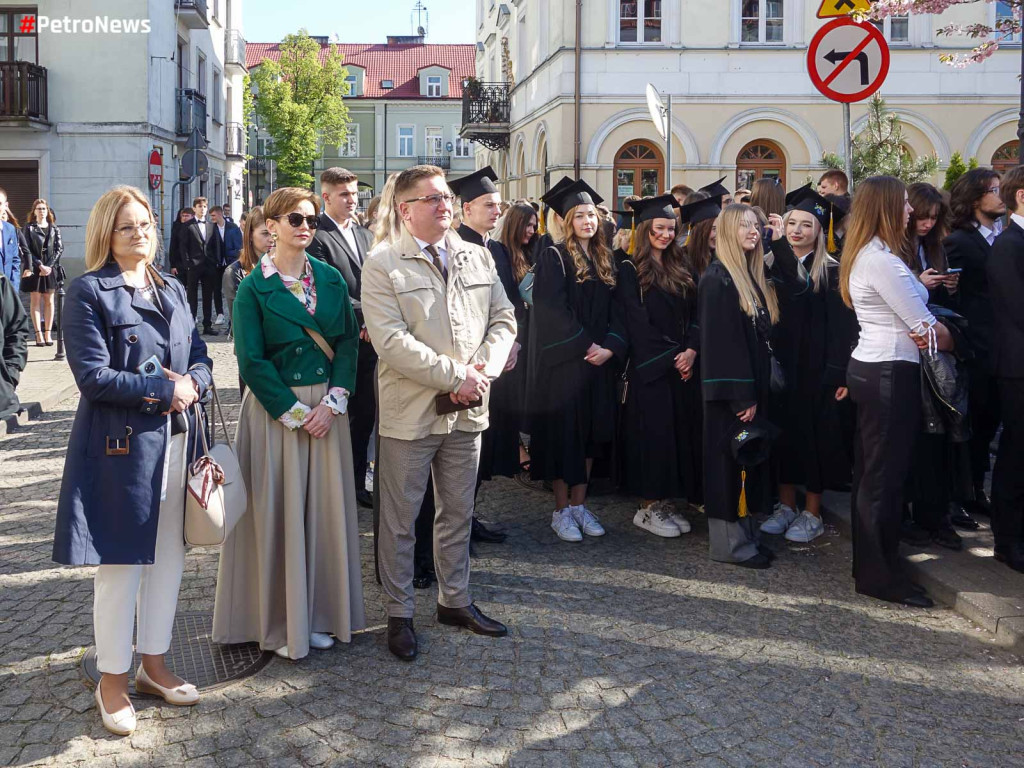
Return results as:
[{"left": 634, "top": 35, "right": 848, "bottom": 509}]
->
[
  {"left": 736, "top": 139, "right": 786, "bottom": 191},
  {"left": 614, "top": 140, "right": 663, "bottom": 210},
  {"left": 993, "top": 140, "right": 1020, "bottom": 174}
]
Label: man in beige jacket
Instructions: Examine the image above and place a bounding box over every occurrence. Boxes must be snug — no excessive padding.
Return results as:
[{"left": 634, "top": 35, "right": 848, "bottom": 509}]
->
[{"left": 361, "top": 165, "right": 517, "bottom": 661}]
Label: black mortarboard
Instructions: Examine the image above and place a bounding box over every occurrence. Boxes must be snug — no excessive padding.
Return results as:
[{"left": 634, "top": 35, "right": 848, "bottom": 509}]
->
[
  {"left": 540, "top": 176, "right": 574, "bottom": 209},
  {"left": 679, "top": 197, "right": 722, "bottom": 226},
  {"left": 612, "top": 209, "right": 634, "bottom": 229},
  {"left": 699, "top": 176, "right": 731, "bottom": 199},
  {"left": 729, "top": 415, "right": 781, "bottom": 467},
  {"left": 785, "top": 183, "right": 848, "bottom": 251},
  {"left": 448, "top": 166, "right": 499, "bottom": 203},
  {"left": 626, "top": 194, "right": 680, "bottom": 224},
  {"left": 544, "top": 179, "right": 604, "bottom": 219}
]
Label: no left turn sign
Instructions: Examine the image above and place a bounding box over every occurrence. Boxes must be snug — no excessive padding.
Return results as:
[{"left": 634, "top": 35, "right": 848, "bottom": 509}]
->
[{"left": 807, "top": 18, "right": 890, "bottom": 103}]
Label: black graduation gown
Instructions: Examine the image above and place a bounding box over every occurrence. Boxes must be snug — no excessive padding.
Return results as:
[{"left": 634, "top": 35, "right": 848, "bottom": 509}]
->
[
  {"left": 457, "top": 224, "right": 527, "bottom": 480},
  {"left": 0, "top": 274, "right": 30, "bottom": 418},
  {"left": 528, "top": 243, "right": 627, "bottom": 486},
  {"left": 769, "top": 239, "right": 858, "bottom": 492},
  {"left": 618, "top": 260, "right": 703, "bottom": 501},
  {"left": 699, "top": 259, "right": 773, "bottom": 522}
]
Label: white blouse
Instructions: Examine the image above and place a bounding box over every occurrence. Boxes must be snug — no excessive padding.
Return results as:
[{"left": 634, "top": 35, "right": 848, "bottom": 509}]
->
[{"left": 849, "top": 237, "right": 936, "bottom": 364}]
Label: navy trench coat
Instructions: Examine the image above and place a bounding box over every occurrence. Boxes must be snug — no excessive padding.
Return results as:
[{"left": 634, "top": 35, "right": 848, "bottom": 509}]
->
[{"left": 53, "top": 262, "right": 213, "bottom": 565}]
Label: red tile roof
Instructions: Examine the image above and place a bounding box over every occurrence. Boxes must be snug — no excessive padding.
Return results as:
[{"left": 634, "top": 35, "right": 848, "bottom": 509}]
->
[{"left": 246, "top": 42, "right": 476, "bottom": 99}]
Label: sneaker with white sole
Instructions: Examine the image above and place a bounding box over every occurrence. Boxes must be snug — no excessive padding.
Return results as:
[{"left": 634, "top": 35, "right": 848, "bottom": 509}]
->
[
  {"left": 661, "top": 502, "right": 692, "bottom": 534},
  {"left": 760, "top": 503, "right": 799, "bottom": 535},
  {"left": 784, "top": 510, "right": 825, "bottom": 543},
  {"left": 552, "top": 508, "right": 583, "bottom": 542},
  {"left": 633, "top": 504, "right": 681, "bottom": 538},
  {"left": 309, "top": 632, "right": 335, "bottom": 650},
  {"left": 572, "top": 505, "right": 606, "bottom": 537}
]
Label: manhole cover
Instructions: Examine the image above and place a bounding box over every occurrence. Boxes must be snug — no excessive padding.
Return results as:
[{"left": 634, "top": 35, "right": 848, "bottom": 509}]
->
[{"left": 81, "top": 612, "right": 273, "bottom": 693}]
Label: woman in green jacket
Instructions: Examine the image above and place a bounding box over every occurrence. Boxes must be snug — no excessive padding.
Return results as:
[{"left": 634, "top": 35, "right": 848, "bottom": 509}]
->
[{"left": 212, "top": 187, "right": 366, "bottom": 660}]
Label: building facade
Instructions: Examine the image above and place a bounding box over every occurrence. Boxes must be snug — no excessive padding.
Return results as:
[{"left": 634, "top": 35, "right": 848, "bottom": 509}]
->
[
  {"left": 0, "top": 0, "right": 247, "bottom": 272},
  {"left": 470, "top": 0, "right": 1022, "bottom": 209},
  {"left": 245, "top": 36, "right": 476, "bottom": 207}
]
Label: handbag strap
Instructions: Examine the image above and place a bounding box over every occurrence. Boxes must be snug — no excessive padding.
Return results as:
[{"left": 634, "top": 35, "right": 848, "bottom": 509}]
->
[
  {"left": 210, "top": 382, "right": 234, "bottom": 449},
  {"left": 304, "top": 327, "right": 335, "bottom": 362}
]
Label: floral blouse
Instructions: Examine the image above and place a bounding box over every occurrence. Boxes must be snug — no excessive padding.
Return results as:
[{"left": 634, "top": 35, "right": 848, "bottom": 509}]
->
[{"left": 260, "top": 253, "right": 348, "bottom": 429}]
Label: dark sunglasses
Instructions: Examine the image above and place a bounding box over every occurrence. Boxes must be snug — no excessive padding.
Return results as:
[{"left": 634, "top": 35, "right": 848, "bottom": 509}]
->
[{"left": 274, "top": 213, "right": 319, "bottom": 229}]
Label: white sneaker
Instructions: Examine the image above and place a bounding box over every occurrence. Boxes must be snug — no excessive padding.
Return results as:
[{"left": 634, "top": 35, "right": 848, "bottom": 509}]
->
[
  {"left": 365, "top": 463, "right": 374, "bottom": 493},
  {"left": 633, "top": 504, "right": 681, "bottom": 538},
  {"left": 310, "top": 632, "right": 335, "bottom": 650},
  {"left": 663, "top": 502, "right": 692, "bottom": 534},
  {"left": 214, "top": 313, "right": 225, "bottom": 325},
  {"left": 572, "top": 505, "right": 606, "bottom": 537},
  {"left": 785, "top": 510, "right": 825, "bottom": 543},
  {"left": 760, "top": 503, "right": 799, "bottom": 535},
  {"left": 552, "top": 508, "right": 583, "bottom": 542}
]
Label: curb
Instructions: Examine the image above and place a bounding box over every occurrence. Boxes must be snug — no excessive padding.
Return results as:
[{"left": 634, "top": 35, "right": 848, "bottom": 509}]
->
[{"left": 0, "top": 381, "right": 80, "bottom": 438}]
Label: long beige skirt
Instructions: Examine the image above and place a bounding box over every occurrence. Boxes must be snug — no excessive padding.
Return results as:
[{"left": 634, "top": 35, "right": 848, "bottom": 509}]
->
[{"left": 212, "top": 383, "right": 366, "bottom": 658}]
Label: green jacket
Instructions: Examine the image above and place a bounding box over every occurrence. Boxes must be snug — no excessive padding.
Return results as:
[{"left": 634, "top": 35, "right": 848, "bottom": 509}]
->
[{"left": 232, "top": 255, "right": 359, "bottom": 419}]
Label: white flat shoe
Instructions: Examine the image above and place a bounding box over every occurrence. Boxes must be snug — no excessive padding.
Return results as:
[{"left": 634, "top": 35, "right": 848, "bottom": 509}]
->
[
  {"left": 134, "top": 666, "right": 199, "bottom": 706},
  {"left": 95, "top": 685, "right": 136, "bottom": 736},
  {"left": 274, "top": 646, "right": 292, "bottom": 659},
  {"left": 310, "top": 632, "right": 335, "bottom": 650}
]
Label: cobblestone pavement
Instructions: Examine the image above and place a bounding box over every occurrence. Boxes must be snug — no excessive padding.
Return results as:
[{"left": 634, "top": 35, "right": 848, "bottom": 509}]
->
[{"left": 1, "top": 337, "right": 1023, "bottom": 768}]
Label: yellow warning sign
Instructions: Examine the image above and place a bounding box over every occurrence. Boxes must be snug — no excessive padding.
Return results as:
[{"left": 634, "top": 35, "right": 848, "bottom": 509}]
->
[{"left": 817, "top": 0, "right": 872, "bottom": 19}]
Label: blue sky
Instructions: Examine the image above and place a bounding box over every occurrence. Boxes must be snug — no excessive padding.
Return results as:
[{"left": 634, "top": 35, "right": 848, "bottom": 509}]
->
[{"left": 243, "top": 0, "right": 476, "bottom": 44}]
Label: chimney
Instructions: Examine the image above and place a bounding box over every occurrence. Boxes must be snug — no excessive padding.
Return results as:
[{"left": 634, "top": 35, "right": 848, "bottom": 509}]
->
[{"left": 387, "top": 34, "right": 425, "bottom": 46}]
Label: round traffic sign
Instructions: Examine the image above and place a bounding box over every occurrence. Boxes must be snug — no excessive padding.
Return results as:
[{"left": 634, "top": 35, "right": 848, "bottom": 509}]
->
[
  {"left": 807, "top": 18, "right": 890, "bottom": 104},
  {"left": 148, "top": 148, "right": 162, "bottom": 190}
]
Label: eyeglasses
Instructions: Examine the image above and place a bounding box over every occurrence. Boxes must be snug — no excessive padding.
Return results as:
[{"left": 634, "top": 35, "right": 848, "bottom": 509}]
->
[
  {"left": 273, "top": 213, "right": 319, "bottom": 229},
  {"left": 113, "top": 222, "right": 153, "bottom": 238},
  {"left": 404, "top": 193, "right": 455, "bottom": 208},
  {"left": 985, "top": 186, "right": 1001, "bottom": 196}
]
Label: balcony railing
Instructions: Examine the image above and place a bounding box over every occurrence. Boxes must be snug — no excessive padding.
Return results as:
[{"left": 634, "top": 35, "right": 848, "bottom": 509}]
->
[
  {"left": 176, "top": 88, "right": 207, "bottom": 139},
  {"left": 460, "top": 81, "right": 509, "bottom": 151},
  {"left": 226, "top": 30, "right": 247, "bottom": 70},
  {"left": 418, "top": 155, "right": 451, "bottom": 170},
  {"left": 226, "top": 122, "right": 245, "bottom": 157},
  {"left": 175, "top": 0, "right": 209, "bottom": 29},
  {"left": 0, "top": 62, "right": 48, "bottom": 123}
]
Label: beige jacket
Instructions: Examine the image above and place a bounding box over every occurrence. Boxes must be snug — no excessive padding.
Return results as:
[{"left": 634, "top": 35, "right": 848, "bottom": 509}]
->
[{"left": 361, "top": 227, "right": 517, "bottom": 440}]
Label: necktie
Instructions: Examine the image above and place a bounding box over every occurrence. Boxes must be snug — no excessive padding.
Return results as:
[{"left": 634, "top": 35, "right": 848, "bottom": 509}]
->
[{"left": 425, "top": 244, "right": 447, "bottom": 284}]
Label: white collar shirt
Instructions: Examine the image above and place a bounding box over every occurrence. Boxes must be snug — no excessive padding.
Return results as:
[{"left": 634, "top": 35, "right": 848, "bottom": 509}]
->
[
  {"left": 413, "top": 235, "right": 448, "bottom": 271},
  {"left": 327, "top": 213, "right": 359, "bottom": 260}
]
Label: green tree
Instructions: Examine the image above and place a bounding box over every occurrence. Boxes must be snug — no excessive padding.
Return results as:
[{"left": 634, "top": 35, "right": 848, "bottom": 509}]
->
[
  {"left": 822, "top": 95, "right": 939, "bottom": 186},
  {"left": 943, "top": 151, "right": 967, "bottom": 191},
  {"left": 250, "top": 31, "right": 350, "bottom": 188}
]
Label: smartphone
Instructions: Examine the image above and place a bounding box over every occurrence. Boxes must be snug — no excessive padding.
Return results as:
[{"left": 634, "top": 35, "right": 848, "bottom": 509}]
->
[
  {"left": 137, "top": 355, "right": 165, "bottom": 378},
  {"left": 945, "top": 267, "right": 963, "bottom": 275}
]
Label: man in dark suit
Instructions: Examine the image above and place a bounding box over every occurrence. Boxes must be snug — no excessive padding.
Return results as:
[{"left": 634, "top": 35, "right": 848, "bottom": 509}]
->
[
  {"left": 168, "top": 206, "right": 194, "bottom": 286},
  {"left": 0, "top": 187, "right": 22, "bottom": 291},
  {"left": 988, "top": 165, "right": 1024, "bottom": 572},
  {"left": 307, "top": 167, "right": 376, "bottom": 508},
  {"left": 179, "top": 197, "right": 223, "bottom": 336},
  {"left": 945, "top": 168, "right": 1006, "bottom": 515},
  {"left": 209, "top": 205, "right": 242, "bottom": 325}
]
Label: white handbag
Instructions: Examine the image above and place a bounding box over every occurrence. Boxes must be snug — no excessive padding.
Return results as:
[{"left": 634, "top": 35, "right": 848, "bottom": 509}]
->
[{"left": 184, "top": 384, "right": 247, "bottom": 547}]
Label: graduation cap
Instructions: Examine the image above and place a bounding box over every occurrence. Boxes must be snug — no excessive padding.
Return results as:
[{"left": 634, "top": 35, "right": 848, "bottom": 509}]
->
[
  {"left": 699, "top": 176, "right": 731, "bottom": 199},
  {"left": 626, "top": 194, "right": 680, "bottom": 224},
  {"left": 785, "top": 183, "right": 848, "bottom": 253},
  {"left": 448, "top": 166, "right": 499, "bottom": 204},
  {"left": 544, "top": 178, "right": 604, "bottom": 219},
  {"left": 540, "top": 176, "right": 574, "bottom": 209},
  {"left": 679, "top": 197, "right": 722, "bottom": 227}
]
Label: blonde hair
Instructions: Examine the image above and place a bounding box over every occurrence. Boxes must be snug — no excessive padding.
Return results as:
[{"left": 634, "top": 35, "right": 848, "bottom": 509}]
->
[
  {"left": 714, "top": 203, "right": 779, "bottom": 323},
  {"left": 782, "top": 210, "right": 832, "bottom": 293},
  {"left": 563, "top": 204, "right": 615, "bottom": 287},
  {"left": 372, "top": 173, "right": 402, "bottom": 248},
  {"left": 839, "top": 176, "right": 908, "bottom": 308},
  {"left": 544, "top": 207, "right": 565, "bottom": 243},
  {"left": 85, "top": 186, "right": 160, "bottom": 273}
]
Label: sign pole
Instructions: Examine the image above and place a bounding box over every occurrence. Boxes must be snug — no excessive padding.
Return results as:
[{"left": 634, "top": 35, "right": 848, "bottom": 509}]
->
[
  {"left": 665, "top": 93, "right": 672, "bottom": 193},
  {"left": 843, "top": 102, "right": 854, "bottom": 193}
]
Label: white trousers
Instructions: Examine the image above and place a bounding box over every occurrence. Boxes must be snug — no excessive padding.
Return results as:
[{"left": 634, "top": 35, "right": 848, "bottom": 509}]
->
[{"left": 93, "top": 434, "right": 187, "bottom": 675}]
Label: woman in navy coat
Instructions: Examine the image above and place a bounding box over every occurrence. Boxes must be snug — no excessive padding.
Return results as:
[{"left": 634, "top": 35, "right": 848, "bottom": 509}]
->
[{"left": 53, "top": 186, "right": 213, "bottom": 737}]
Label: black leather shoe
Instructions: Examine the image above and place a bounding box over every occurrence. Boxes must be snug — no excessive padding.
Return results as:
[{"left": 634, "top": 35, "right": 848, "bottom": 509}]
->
[
  {"left": 995, "top": 544, "right": 1024, "bottom": 573},
  {"left": 734, "top": 552, "right": 771, "bottom": 569},
  {"left": 898, "top": 593, "right": 935, "bottom": 608},
  {"left": 949, "top": 504, "right": 980, "bottom": 530},
  {"left": 203, "top": 326, "right": 220, "bottom": 336},
  {"left": 356, "top": 488, "right": 373, "bottom": 509},
  {"left": 757, "top": 545, "right": 776, "bottom": 562},
  {"left": 471, "top": 517, "right": 507, "bottom": 544},
  {"left": 413, "top": 562, "right": 435, "bottom": 590},
  {"left": 413, "top": 575, "right": 433, "bottom": 589},
  {"left": 437, "top": 603, "right": 508, "bottom": 637},
  {"left": 387, "top": 617, "right": 417, "bottom": 661},
  {"left": 967, "top": 489, "right": 992, "bottom": 517},
  {"left": 900, "top": 520, "right": 932, "bottom": 546},
  {"left": 931, "top": 527, "right": 963, "bottom": 551}
]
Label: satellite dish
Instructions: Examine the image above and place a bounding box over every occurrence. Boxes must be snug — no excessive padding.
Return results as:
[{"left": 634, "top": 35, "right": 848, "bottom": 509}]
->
[{"left": 646, "top": 83, "right": 667, "bottom": 142}]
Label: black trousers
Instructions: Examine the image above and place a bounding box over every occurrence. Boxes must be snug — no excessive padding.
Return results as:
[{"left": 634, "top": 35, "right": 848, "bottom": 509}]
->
[
  {"left": 212, "top": 265, "right": 227, "bottom": 316},
  {"left": 349, "top": 340, "right": 377, "bottom": 496},
  {"left": 967, "top": 362, "right": 1001, "bottom": 490},
  {"left": 186, "top": 265, "right": 217, "bottom": 329},
  {"left": 992, "top": 377, "right": 1024, "bottom": 549},
  {"left": 848, "top": 359, "right": 921, "bottom": 600}
]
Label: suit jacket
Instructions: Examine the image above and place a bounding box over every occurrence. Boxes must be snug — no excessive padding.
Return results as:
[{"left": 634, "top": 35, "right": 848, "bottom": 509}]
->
[
  {"left": 307, "top": 214, "right": 372, "bottom": 323},
  {"left": 0, "top": 221, "right": 21, "bottom": 291},
  {"left": 944, "top": 224, "right": 993, "bottom": 365},
  {"left": 179, "top": 218, "right": 223, "bottom": 272},
  {"left": 988, "top": 219, "right": 1024, "bottom": 378},
  {"left": 0, "top": 272, "right": 30, "bottom": 418},
  {"left": 219, "top": 221, "right": 243, "bottom": 266}
]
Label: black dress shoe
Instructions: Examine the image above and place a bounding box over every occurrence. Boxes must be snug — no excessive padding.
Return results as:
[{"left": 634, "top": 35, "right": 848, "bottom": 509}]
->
[
  {"left": 356, "top": 488, "right": 373, "bottom": 509},
  {"left": 387, "top": 617, "right": 417, "bottom": 661},
  {"left": 897, "top": 593, "right": 935, "bottom": 608},
  {"left": 734, "top": 552, "right": 771, "bottom": 570},
  {"left": 203, "top": 327, "right": 220, "bottom": 336},
  {"left": 471, "top": 517, "right": 507, "bottom": 544},
  {"left": 995, "top": 544, "right": 1024, "bottom": 573},
  {"left": 413, "top": 574, "right": 433, "bottom": 590},
  {"left": 931, "top": 527, "right": 963, "bottom": 551},
  {"left": 858, "top": 587, "right": 934, "bottom": 608},
  {"left": 437, "top": 603, "right": 507, "bottom": 637},
  {"left": 967, "top": 489, "right": 991, "bottom": 517},
  {"left": 949, "top": 504, "right": 980, "bottom": 530},
  {"left": 900, "top": 520, "right": 932, "bottom": 546},
  {"left": 413, "top": 562, "right": 435, "bottom": 590},
  {"left": 757, "top": 544, "right": 776, "bottom": 562}
]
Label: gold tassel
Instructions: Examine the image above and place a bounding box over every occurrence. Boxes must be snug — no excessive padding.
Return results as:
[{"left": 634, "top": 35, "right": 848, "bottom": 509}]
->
[
  {"left": 538, "top": 207, "right": 546, "bottom": 236},
  {"left": 737, "top": 469, "right": 748, "bottom": 518},
  {"left": 626, "top": 220, "right": 636, "bottom": 256},
  {"left": 684, "top": 230, "right": 691, "bottom": 247},
  {"left": 827, "top": 211, "right": 837, "bottom": 254}
]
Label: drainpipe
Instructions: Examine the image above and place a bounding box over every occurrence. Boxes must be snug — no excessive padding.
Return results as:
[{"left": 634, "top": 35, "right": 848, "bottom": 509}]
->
[{"left": 573, "top": 0, "right": 582, "bottom": 177}]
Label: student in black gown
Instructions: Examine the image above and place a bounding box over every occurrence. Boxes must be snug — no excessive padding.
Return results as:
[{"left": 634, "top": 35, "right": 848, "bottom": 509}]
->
[
  {"left": 699, "top": 203, "right": 782, "bottom": 568},
  {"left": 617, "top": 195, "right": 702, "bottom": 538},
  {"left": 529, "top": 179, "right": 627, "bottom": 543},
  {"left": 680, "top": 195, "right": 721, "bottom": 280},
  {"left": 699, "top": 177, "right": 734, "bottom": 208},
  {"left": 759, "top": 185, "right": 856, "bottom": 544}
]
